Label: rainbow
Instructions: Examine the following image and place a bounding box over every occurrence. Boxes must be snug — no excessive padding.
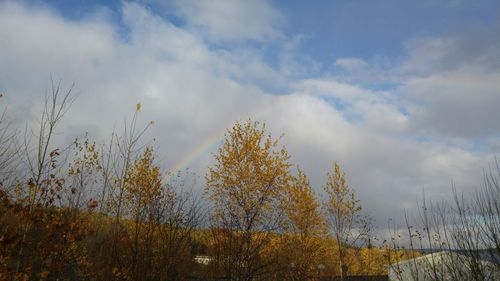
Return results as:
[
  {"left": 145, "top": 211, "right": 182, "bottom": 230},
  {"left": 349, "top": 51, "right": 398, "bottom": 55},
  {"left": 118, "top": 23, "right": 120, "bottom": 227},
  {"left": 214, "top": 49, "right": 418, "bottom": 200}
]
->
[{"left": 162, "top": 95, "right": 291, "bottom": 183}]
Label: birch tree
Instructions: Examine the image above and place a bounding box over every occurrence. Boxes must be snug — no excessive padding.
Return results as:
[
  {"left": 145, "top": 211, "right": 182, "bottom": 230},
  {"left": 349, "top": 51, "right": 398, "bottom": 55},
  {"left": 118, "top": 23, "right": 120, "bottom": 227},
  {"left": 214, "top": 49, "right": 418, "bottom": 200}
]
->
[
  {"left": 323, "top": 162, "right": 370, "bottom": 280},
  {"left": 206, "top": 120, "right": 292, "bottom": 281}
]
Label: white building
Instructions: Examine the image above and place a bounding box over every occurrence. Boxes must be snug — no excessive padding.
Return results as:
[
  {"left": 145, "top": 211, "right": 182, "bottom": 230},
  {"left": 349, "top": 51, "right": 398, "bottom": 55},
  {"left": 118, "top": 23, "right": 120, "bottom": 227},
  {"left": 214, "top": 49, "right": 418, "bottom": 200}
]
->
[
  {"left": 194, "top": 255, "right": 213, "bottom": 265},
  {"left": 388, "top": 251, "right": 499, "bottom": 281}
]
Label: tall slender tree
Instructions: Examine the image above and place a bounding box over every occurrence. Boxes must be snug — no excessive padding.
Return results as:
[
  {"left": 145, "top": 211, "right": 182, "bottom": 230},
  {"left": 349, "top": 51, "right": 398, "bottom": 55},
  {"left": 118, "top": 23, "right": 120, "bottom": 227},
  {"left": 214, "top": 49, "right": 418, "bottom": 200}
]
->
[
  {"left": 206, "top": 119, "right": 292, "bottom": 281},
  {"left": 323, "top": 162, "right": 370, "bottom": 280},
  {"left": 280, "top": 168, "right": 327, "bottom": 281}
]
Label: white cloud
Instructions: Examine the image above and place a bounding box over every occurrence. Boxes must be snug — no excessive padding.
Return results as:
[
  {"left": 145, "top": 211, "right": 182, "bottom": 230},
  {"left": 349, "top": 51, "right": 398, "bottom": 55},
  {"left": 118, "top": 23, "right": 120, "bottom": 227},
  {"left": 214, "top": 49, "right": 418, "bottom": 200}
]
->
[
  {"left": 335, "top": 57, "right": 368, "bottom": 71},
  {"left": 0, "top": 1, "right": 497, "bottom": 230},
  {"left": 170, "top": 0, "right": 284, "bottom": 42},
  {"left": 0, "top": 1, "right": 271, "bottom": 169},
  {"left": 294, "top": 79, "right": 409, "bottom": 134}
]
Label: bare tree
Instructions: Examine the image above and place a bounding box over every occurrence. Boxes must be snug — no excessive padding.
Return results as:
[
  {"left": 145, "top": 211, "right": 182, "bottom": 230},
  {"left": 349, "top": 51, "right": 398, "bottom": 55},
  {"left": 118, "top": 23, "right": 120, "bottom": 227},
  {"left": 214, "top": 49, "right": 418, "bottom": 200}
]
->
[
  {"left": 21, "top": 79, "right": 76, "bottom": 209},
  {"left": 389, "top": 163, "right": 500, "bottom": 281},
  {"left": 10, "top": 79, "right": 78, "bottom": 277},
  {"left": 0, "top": 93, "right": 20, "bottom": 192}
]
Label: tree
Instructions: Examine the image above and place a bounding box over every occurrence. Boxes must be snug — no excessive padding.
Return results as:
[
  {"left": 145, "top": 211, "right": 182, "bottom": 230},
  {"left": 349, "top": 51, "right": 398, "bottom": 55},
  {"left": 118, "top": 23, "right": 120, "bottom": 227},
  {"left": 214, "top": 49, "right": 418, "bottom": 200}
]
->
[
  {"left": 123, "top": 146, "right": 163, "bottom": 280},
  {"left": 14, "top": 80, "right": 77, "bottom": 277},
  {"left": 323, "top": 162, "right": 370, "bottom": 280},
  {"left": 95, "top": 103, "right": 153, "bottom": 274},
  {"left": 388, "top": 162, "right": 500, "bottom": 281},
  {"left": 21, "top": 79, "right": 76, "bottom": 210},
  {"left": 0, "top": 93, "right": 20, "bottom": 192},
  {"left": 206, "top": 120, "right": 292, "bottom": 281},
  {"left": 67, "top": 135, "right": 101, "bottom": 211},
  {"left": 0, "top": 80, "right": 101, "bottom": 280},
  {"left": 279, "top": 168, "right": 327, "bottom": 281},
  {"left": 0, "top": 83, "right": 206, "bottom": 280}
]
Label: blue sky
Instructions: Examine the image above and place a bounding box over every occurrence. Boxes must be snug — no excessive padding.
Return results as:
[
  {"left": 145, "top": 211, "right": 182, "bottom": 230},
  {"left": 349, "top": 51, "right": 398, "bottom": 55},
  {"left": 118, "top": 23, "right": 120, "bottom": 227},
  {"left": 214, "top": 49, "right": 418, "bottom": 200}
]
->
[
  {"left": 1, "top": 0, "right": 500, "bottom": 230},
  {"left": 277, "top": 0, "right": 500, "bottom": 58},
  {"left": 31, "top": 0, "right": 500, "bottom": 73}
]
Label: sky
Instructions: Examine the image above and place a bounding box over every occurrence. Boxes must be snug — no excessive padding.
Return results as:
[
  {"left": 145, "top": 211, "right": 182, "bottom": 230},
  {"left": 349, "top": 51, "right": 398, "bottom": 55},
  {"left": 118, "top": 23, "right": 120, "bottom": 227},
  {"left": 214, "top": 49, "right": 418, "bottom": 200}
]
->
[{"left": 1, "top": 0, "right": 500, "bottom": 231}]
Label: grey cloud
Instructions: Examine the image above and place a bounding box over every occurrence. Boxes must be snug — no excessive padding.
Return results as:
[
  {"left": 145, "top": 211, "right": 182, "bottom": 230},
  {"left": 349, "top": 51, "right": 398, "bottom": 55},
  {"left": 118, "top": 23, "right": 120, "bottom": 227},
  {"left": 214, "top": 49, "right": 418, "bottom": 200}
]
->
[
  {"left": 400, "top": 23, "right": 500, "bottom": 75},
  {"left": 264, "top": 94, "right": 487, "bottom": 225},
  {"left": 395, "top": 24, "right": 500, "bottom": 140},
  {"left": 403, "top": 70, "right": 500, "bottom": 139}
]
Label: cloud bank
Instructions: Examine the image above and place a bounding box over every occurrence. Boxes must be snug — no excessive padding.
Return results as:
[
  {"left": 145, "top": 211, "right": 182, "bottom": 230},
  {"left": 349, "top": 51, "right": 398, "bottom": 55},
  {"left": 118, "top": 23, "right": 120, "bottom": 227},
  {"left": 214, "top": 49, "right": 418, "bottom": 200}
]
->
[{"left": 1, "top": 0, "right": 499, "bottom": 228}]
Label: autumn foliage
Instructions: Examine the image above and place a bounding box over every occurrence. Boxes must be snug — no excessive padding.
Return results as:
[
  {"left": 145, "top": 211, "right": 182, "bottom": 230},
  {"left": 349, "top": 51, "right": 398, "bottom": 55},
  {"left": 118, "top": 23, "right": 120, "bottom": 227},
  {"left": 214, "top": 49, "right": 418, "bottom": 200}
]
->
[{"left": 0, "top": 84, "right": 410, "bottom": 281}]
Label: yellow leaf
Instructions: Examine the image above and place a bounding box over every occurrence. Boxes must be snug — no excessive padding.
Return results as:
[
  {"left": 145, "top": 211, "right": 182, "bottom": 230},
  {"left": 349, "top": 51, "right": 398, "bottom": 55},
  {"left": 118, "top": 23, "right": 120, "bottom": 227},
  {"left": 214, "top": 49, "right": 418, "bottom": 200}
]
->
[{"left": 40, "top": 270, "right": 49, "bottom": 279}]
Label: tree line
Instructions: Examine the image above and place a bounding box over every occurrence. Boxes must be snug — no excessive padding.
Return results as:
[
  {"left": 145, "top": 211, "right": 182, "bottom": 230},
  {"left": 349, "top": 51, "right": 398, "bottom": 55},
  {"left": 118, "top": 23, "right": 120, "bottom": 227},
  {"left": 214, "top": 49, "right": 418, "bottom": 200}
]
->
[{"left": 0, "top": 82, "right": 442, "bottom": 281}]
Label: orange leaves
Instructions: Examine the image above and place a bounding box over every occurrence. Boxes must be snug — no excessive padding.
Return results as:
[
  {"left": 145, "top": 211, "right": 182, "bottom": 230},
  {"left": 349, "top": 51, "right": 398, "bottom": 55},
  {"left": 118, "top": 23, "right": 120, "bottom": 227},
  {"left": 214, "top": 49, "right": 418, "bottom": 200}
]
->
[
  {"left": 55, "top": 178, "right": 65, "bottom": 188},
  {"left": 277, "top": 169, "right": 328, "bottom": 280},
  {"left": 323, "top": 162, "right": 362, "bottom": 219},
  {"left": 112, "top": 267, "right": 121, "bottom": 278},
  {"left": 49, "top": 149, "right": 60, "bottom": 158},
  {"left": 40, "top": 270, "right": 49, "bottom": 280},
  {"left": 206, "top": 120, "right": 292, "bottom": 230},
  {"left": 284, "top": 168, "right": 325, "bottom": 237},
  {"left": 206, "top": 119, "right": 293, "bottom": 279},
  {"left": 323, "top": 162, "right": 371, "bottom": 278},
  {"left": 88, "top": 200, "right": 98, "bottom": 210},
  {"left": 124, "top": 146, "right": 164, "bottom": 215}
]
